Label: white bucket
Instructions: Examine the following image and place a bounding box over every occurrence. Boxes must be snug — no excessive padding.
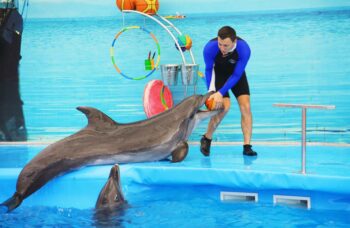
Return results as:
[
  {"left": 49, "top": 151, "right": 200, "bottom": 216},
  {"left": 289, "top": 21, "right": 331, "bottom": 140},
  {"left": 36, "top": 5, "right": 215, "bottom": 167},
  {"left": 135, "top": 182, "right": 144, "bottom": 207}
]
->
[
  {"left": 181, "top": 64, "right": 199, "bottom": 86},
  {"left": 160, "top": 64, "right": 180, "bottom": 86}
]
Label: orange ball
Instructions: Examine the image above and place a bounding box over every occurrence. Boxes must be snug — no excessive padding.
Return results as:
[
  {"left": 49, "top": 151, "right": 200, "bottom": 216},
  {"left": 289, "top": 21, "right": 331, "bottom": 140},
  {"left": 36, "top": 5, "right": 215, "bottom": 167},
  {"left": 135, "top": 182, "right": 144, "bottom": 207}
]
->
[
  {"left": 205, "top": 98, "right": 216, "bottom": 111},
  {"left": 116, "top": 0, "right": 136, "bottom": 11},
  {"left": 135, "top": 0, "right": 159, "bottom": 15}
]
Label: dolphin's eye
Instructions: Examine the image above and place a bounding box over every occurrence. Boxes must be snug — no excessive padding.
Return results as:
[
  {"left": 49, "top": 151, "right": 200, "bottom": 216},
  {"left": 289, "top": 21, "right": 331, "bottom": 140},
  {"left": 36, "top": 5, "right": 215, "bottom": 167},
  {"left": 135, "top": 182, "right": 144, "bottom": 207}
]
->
[{"left": 114, "top": 195, "right": 119, "bottom": 201}]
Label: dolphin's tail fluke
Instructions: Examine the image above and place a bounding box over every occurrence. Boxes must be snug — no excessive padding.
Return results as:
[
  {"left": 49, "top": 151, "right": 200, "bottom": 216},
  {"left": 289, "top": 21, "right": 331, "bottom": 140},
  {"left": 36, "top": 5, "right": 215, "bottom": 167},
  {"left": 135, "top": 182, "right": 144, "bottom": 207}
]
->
[{"left": 0, "top": 193, "right": 23, "bottom": 212}]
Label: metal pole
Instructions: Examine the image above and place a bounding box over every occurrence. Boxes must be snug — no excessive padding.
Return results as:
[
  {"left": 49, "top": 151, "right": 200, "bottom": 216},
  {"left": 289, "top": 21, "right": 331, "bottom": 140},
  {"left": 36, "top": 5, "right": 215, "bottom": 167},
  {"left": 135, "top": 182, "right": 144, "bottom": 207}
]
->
[
  {"left": 156, "top": 14, "right": 197, "bottom": 96},
  {"left": 122, "top": 10, "right": 187, "bottom": 65},
  {"left": 157, "top": 14, "right": 196, "bottom": 65},
  {"left": 273, "top": 103, "right": 335, "bottom": 175},
  {"left": 122, "top": 10, "right": 199, "bottom": 98},
  {"left": 301, "top": 107, "right": 307, "bottom": 174}
]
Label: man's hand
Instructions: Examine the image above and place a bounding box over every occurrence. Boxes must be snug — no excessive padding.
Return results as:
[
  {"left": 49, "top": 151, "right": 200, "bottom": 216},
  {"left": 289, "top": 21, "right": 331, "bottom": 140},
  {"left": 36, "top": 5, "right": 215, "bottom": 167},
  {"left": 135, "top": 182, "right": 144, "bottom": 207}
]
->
[{"left": 209, "top": 92, "right": 224, "bottom": 110}]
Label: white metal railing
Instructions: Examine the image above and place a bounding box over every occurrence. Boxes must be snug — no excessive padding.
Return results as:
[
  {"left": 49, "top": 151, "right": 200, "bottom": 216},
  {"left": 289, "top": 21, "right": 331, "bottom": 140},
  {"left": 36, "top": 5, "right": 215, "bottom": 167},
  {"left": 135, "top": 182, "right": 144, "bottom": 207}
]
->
[
  {"left": 273, "top": 103, "right": 335, "bottom": 174},
  {"left": 122, "top": 10, "right": 188, "bottom": 65},
  {"left": 121, "top": 10, "right": 198, "bottom": 96}
]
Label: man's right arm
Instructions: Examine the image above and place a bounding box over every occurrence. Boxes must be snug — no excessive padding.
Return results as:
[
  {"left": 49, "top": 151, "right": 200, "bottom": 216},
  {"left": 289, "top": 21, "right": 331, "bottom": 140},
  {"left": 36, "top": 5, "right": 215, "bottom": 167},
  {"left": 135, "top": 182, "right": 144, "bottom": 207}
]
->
[{"left": 203, "top": 40, "right": 218, "bottom": 90}]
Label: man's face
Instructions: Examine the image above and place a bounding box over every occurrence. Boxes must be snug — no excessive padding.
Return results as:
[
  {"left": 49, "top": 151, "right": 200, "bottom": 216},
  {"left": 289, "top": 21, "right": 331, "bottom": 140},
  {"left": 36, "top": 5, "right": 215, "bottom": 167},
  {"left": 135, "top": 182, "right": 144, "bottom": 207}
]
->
[{"left": 218, "top": 37, "right": 236, "bottom": 55}]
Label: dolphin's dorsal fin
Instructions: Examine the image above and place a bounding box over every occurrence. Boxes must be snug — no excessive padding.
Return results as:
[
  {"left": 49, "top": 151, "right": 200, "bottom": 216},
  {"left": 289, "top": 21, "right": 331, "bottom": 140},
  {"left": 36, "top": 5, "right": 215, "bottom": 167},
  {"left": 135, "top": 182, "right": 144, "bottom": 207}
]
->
[{"left": 77, "top": 106, "right": 118, "bottom": 131}]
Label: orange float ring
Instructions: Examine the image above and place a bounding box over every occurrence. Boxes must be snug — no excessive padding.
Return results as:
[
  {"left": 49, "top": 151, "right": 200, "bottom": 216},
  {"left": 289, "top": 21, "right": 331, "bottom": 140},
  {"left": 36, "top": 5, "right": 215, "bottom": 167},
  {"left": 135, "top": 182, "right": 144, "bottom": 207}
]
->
[{"left": 143, "top": 80, "right": 173, "bottom": 118}]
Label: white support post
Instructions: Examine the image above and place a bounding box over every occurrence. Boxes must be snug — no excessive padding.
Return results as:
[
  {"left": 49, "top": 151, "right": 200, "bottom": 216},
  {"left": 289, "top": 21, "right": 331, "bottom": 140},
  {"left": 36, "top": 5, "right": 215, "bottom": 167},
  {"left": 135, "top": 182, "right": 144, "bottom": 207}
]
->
[{"left": 273, "top": 103, "right": 335, "bottom": 174}]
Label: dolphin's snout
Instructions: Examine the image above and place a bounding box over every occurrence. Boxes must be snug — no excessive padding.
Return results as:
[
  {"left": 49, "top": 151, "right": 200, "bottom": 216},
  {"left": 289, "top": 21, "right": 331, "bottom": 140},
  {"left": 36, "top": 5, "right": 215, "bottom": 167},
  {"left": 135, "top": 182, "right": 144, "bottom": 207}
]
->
[
  {"left": 111, "top": 165, "right": 120, "bottom": 181},
  {"left": 112, "top": 165, "right": 119, "bottom": 172},
  {"left": 200, "top": 92, "right": 215, "bottom": 107},
  {"left": 109, "top": 165, "right": 122, "bottom": 189}
]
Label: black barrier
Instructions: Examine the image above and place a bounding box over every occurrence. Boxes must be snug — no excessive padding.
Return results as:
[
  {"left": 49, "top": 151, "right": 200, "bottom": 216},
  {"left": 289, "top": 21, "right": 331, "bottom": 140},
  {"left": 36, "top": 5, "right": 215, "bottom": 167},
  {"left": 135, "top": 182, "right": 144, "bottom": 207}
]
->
[{"left": 0, "top": 8, "right": 26, "bottom": 141}]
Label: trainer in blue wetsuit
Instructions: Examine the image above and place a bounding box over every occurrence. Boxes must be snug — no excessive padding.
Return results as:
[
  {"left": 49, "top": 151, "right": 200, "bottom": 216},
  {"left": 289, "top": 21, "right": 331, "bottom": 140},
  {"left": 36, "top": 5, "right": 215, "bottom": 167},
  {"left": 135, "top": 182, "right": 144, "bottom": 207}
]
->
[{"left": 200, "top": 26, "right": 257, "bottom": 157}]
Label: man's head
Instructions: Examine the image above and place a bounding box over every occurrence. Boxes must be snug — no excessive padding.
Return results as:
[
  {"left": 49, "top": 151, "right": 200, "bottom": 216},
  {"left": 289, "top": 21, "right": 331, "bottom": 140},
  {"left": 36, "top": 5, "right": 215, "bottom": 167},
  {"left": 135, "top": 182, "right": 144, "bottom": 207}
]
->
[{"left": 217, "top": 26, "right": 237, "bottom": 55}]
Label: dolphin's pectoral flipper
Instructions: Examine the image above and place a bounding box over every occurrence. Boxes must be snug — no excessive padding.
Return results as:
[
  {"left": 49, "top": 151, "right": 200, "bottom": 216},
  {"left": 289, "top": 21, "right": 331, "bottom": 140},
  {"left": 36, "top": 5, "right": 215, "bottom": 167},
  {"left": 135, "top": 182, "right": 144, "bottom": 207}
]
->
[
  {"left": 77, "top": 106, "right": 118, "bottom": 131},
  {"left": 171, "top": 141, "right": 189, "bottom": 163}
]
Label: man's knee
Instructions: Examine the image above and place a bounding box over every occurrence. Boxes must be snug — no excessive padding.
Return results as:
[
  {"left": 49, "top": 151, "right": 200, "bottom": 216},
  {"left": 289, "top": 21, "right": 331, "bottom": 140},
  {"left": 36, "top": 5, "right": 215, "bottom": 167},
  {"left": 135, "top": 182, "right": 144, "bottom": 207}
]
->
[
  {"left": 238, "top": 102, "right": 251, "bottom": 117},
  {"left": 212, "top": 100, "right": 230, "bottom": 120},
  {"left": 224, "top": 97, "right": 231, "bottom": 109},
  {"left": 237, "top": 95, "right": 251, "bottom": 116}
]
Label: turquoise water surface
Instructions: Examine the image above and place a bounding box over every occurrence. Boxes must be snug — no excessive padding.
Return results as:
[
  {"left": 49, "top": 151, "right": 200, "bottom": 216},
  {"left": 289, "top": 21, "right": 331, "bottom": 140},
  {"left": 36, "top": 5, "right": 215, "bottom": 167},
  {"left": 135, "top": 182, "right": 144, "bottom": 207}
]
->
[
  {"left": 19, "top": 7, "right": 350, "bottom": 143},
  {"left": 1, "top": 187, "right": 349, "bottom": 227}
]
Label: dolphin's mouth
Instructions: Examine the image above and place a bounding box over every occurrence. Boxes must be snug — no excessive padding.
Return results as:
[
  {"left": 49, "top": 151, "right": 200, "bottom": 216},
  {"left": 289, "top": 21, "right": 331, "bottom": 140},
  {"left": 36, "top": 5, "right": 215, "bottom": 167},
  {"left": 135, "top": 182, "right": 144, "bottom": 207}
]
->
[
  {"left": 195, "top": 93, "right": 221, "bottom": 119},
  {"left": 112, "top": 165, "right": 125, "bottom": 202},
  {"left": 197, "top": 109, "right": 219, "bottom": 117},
  {"left": 201, "top": 92, "right": 214, "bottom": 106},
  {"left": 198, "top": 92, "right": 219, "bottom": 113}
]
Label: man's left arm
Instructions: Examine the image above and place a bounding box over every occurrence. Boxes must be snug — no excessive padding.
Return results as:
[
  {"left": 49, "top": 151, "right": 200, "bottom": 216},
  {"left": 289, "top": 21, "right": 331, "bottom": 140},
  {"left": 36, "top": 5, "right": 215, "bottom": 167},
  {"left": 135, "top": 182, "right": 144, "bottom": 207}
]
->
[{"left": 218, "top": 40, "right": 251, "bottom": 96}]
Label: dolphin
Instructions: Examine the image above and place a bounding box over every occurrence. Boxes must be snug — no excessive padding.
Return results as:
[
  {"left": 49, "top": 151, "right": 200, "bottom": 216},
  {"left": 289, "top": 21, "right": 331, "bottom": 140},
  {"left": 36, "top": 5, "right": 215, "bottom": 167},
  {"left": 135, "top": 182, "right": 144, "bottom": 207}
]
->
[
  {"left": 95, "top": 164, "right": 126, "bottom": 209},
  {"left": 94, "top": 164, "right": 128, "bottom": 226},
  {"left": 0, "top": 93, "right": 219, "bottom": 212}
]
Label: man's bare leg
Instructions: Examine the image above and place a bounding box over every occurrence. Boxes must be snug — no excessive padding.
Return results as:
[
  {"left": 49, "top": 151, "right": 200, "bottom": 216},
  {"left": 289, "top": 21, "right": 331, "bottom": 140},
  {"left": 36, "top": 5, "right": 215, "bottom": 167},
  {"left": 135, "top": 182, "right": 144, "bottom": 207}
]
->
[
  {"left": 237, "top": 95, "right": 252, "bottom": 144},
  {"left": 237, "top": 95, "right": 257, "bottom": 156},
  {"left": 205, "top": 98, "right": 231, "bottom": 139},
  {"left": 200, "top": 98, "right": 230, "bottom": 156}
]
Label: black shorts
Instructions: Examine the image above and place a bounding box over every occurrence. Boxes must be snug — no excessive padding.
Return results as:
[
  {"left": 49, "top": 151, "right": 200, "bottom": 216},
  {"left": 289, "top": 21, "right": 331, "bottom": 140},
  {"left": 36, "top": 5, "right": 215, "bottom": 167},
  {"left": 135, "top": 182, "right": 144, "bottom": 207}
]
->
[{"left": 215, "top": 73, "right": 250, "bottom": 98}]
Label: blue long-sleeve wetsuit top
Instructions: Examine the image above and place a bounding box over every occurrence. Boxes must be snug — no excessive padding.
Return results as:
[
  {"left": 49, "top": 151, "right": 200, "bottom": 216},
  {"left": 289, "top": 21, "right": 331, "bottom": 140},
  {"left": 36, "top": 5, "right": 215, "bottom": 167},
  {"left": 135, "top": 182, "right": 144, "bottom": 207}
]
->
[{"left": 203, "top": 37, "right": 251, "bottom": 96}]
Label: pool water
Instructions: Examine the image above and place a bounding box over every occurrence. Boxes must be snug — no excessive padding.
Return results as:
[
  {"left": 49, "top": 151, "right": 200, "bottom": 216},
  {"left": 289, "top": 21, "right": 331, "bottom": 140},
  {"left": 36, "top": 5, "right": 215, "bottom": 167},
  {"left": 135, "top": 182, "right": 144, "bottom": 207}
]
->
[
  {"left": 19, "top": 7, "right": 350, "bottom": 143},
  {"left": 1, "top": 185, "right": 350, "bottom": 227}
]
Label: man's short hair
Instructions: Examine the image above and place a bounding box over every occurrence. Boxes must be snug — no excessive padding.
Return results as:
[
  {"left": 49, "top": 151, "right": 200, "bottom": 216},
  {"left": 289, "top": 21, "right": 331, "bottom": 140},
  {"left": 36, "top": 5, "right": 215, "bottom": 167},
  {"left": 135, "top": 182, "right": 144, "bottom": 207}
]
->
[{"left": 218, "top": 26, "right": 236, "bottom": 41}]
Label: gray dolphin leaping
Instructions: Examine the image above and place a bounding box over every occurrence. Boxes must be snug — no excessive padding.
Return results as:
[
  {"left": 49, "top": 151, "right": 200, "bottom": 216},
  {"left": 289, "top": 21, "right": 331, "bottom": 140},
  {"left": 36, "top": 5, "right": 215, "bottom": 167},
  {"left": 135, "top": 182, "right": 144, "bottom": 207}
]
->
[{"left": 1, "top": 93, "right": 219, "bottom": 212}]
